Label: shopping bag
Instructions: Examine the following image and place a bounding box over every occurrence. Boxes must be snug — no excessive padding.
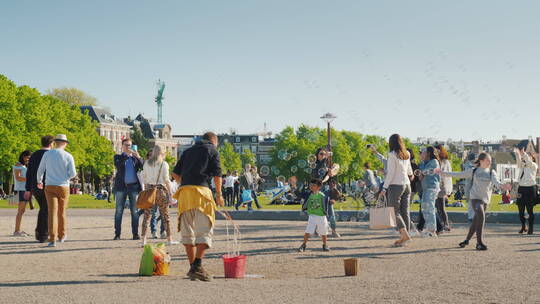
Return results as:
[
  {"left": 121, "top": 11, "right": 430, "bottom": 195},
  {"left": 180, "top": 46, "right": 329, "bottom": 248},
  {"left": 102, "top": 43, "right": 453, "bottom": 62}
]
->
[
  {"left": 241, "top": 190, "right": 253, "bottom": 203},
  {"left": 153, "top": 243, "right": 171, "bottom": 276},
  {"left": 139, "top": 244, "right": 155, "bottom": 276},
  {"left": 369, "top": 195, "right": 396, "bottom": 229}
]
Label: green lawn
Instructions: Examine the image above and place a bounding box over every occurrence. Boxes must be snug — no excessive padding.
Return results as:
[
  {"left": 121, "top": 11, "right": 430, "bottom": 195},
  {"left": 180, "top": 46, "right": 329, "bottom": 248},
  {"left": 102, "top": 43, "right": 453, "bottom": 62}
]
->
[{"left": 0, "top": 193, "right": 519, "bottom": 212}]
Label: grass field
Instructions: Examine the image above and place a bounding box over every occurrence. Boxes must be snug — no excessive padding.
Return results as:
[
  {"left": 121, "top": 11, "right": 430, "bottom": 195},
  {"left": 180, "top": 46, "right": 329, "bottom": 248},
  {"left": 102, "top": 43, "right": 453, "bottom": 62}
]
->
[{"left": 0, "top": 193, "right": 519, "bottom": 212}]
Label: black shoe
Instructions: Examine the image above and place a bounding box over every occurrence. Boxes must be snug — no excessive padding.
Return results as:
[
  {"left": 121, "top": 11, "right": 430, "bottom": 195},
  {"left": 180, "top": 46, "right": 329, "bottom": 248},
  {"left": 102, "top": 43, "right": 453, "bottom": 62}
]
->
[
  {"left": 519, "top": 227, "right": 527, "bottom": 234},
  {"left": 322, "top": 244, "right": 330, "bottom": 252},
  {"left": 298, "top": 243, "right": 306, "bottom": 252},
  {"left": 459, "top": 240, "right": 469, "bottom": 248},
  {"left": 133, "top": 234, "right": 140, "bottom": 240},
  {"left": 476, "top": 243, "right": 488, "bottom": 251},
  {"left": 114, "top": 235, "right": 121, "bottom": 240}
]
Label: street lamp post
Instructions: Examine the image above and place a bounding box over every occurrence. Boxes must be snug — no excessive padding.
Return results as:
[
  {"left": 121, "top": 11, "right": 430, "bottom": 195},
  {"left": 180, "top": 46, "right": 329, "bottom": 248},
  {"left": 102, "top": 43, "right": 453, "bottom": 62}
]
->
[{"left": 320, "top": 113, "right": 337, "bottom": 167}]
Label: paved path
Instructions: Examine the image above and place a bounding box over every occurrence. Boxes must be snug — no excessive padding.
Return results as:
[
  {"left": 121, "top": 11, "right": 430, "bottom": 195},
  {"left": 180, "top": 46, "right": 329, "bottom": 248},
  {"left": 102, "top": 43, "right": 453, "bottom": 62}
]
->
[{"left": 0, "top": 209, "right": 539, "bottom": 303}]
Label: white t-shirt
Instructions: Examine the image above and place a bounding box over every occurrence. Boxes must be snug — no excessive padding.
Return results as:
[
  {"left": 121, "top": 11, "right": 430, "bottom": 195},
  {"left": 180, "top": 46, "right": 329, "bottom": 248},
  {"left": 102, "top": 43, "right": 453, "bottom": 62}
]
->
[
  {"left": 224, "top": 175, "right": 237, "bottom": 188},
  {"left": 382, "top": 151, "right": 413, "bottom": 189},
  {"left": 142, "top": 161, "right": 170, "bottom": 186}
]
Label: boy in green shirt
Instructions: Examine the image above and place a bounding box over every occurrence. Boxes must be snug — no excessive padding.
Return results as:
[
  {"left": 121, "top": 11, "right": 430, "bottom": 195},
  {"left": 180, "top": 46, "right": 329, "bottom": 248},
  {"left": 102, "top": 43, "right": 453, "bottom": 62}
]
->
[{"left": 299, "top": 179, "right": 330, "bottom": 252}]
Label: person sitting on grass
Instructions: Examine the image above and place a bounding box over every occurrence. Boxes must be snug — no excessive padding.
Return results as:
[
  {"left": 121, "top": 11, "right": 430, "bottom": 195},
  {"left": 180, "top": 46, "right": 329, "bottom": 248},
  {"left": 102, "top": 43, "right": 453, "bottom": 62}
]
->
[{"left": 298, "top": 178, "right": 330, "bottom": 252}]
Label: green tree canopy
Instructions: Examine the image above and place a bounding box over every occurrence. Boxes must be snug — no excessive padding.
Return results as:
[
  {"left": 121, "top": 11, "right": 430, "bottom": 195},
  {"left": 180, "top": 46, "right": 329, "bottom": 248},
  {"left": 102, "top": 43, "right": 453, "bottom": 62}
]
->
[{"left": 219, "top": 143, "right": 242, "bottom": 174}]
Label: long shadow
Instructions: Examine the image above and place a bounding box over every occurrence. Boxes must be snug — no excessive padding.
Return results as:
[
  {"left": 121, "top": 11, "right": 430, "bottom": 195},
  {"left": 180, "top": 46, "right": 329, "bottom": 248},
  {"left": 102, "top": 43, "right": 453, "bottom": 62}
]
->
[
  {"left": 0, "top": 280, "right": 133, "bottom": 287},
  {"left": 295, "top": 246, "right": 460, "bottom": 260},
  {"left": 516, "top": 248, "right": 540, "bottom": 252},
  {"left": 0, "top": 240, "right": 38, "bottom": 245},
  {"left": 94, "top": 274, "right": 140, "bottom": 278},
  {"left": 0, "top": 246, "right": 117, "bottom": 255}
]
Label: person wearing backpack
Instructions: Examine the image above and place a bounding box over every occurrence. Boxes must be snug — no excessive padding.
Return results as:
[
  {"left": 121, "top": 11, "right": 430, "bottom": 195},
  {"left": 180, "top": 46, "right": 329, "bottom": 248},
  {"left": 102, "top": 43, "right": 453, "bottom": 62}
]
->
[
  {"left": 437, "top": 153, "right": 511, "bottom": 250},
  {"left": 514, "top": 147, "right": 538, "bottom": 234}
]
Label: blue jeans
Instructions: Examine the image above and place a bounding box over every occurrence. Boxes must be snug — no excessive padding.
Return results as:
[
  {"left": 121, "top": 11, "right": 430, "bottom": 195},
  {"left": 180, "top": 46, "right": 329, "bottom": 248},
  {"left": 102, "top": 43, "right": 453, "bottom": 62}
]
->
[
  {"left": 421, "top": 188, "right": 439, "bottom": 232},
  {"left": 150, "top": 204, "right": 165, "bottom": 234},
  {"left": 114, "top": 186, "right": 139, "bottom": 236},
  {"left": 326, "top": 204, "right": 336, "bottom": 230}
]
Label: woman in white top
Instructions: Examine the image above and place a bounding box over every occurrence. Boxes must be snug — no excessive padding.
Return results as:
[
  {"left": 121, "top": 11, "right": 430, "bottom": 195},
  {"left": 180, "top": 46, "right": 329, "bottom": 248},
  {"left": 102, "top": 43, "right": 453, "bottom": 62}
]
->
[
  {"left": 13, "top": 150, "right": 32, "bottom": 237},
  {"left": 435, "top": 145, "right": 453, "bottom": 231},
  {"left": 514, "top": 147, "right": 538, "bottom": 234},
  {"left": 380, "top": 134, "right": 413, "bottom": 247},
  {"left": 140, "top": 145, "right": 177, "bottom": 245}
]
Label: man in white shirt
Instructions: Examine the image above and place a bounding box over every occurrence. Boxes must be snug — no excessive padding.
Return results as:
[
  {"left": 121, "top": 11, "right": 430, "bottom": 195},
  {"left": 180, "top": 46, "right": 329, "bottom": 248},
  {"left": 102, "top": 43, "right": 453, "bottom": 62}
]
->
[{"left": 223, "top": 171, "right": 237, "bottom": 206}]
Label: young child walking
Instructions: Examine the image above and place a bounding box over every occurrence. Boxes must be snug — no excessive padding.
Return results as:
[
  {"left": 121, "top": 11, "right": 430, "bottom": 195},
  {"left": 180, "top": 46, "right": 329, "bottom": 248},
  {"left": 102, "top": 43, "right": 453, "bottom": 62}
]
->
[
  {"left": 437, "top": 153, "right": 510, "bottom": 250},
  {"left": 298, "top": 179, "right": 330, "bottom": 252}
]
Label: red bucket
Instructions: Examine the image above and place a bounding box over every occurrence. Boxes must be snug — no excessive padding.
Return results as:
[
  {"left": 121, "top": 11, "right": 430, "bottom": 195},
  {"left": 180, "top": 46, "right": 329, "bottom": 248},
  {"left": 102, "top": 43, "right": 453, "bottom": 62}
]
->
[{"left": 222, "top": 254, "right": 247, "bottom": 278}]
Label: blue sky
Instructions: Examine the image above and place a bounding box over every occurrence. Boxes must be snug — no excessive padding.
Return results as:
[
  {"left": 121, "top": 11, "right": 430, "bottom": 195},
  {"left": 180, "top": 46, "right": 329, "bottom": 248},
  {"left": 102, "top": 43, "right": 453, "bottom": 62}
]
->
[{"left": 1, "top": 0, "right": 539, "bottom": 141}]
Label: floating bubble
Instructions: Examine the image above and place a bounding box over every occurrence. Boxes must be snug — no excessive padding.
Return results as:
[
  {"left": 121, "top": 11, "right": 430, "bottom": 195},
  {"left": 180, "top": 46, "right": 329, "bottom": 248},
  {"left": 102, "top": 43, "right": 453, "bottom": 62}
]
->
[
  {"left": 297, "top": 159, "right": 307, "bottom": 168},
  {"left": 318, "top": 168, "right": 327, "bottom": 176},
  {"left": 272, "top": 168, "right": 280, "bottom": 175},
  {"left": 277, "top": 150, "right": 287, "bottom": 160},
  {"left": 277, "top": 175, "right": 286, "bottom": 182},
  {"left": 304, "top": 168, "right": 312, "bottom": 174},
  {"left": 309, "top": 163, "right": 316, "bottom": 169},
  {"left": 260, "top": 166, "right": 270, "bottom": 177},
  {"left": 307, "top": 154, "right": 317, "bottom": 164},
  {"left": 283, "top": 153, "right": 292, "bottom": 161},
  {"left": 331, "top": 138, "right": 338, "bottom": 146},
  {"left": 290, "top": 166, "right": 298, "bottom": 173},
  {"left": 290, "top": 151, "right": 298, "bottom": 157}
]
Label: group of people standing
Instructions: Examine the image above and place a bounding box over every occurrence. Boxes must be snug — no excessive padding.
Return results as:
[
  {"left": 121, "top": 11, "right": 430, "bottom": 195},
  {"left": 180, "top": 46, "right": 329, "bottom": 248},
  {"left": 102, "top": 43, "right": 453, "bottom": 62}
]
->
[
  {"left": 11, "top": 134, "right": 77, "bottom": 247},
  {"left": 221, "top": 164, "right": 264, "bottom": 210}
]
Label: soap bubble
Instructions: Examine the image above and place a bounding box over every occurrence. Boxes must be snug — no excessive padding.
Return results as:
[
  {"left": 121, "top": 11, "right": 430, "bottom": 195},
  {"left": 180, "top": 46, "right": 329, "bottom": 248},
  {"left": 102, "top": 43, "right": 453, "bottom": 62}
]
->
[
  {"left": 309, "top": 163, "right": 316, "bottom": 169},
  {"left": 277, "top": 150, "right": 287, "bottom": 160},
  {"left": 297, "top": 159, "right": 307, "bottom": 168},
  {"left": 307, "top": 154, "right": 317, "bottom": 163},
  {"left": 304, "top": 168, "right": 312, "bottom": 174},
  {"left": 277, "top": 175, "right": 286, "bottom": 182},
  {"left": 260, "top": 166, "right": 270, "bottom": 177},
  {"left": 283, "top": 153, "right": 292, "bottom": 161},
  {"left": 318, "top": 168, "right": 327, "bottom": 176},
  {"left": 290, "top": 166, "right": 298, "bottom": 173},
  {"left": 290, "top": 151, "right": 298, "bottom": 157}
]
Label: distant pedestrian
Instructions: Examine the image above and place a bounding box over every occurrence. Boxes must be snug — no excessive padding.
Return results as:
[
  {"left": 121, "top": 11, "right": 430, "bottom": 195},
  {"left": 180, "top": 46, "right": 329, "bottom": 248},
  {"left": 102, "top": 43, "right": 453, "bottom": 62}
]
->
[
  {"left": 514, "top": 147, "right": 538, "bottom": 234},
  {"left": 418, "top": 146, "right": 440, "bottom": 237},
  {"left": 25, "top": 135, "right": 54, "bottom": 242},
  {"left": 172, "top": 132, "right": 224, "bottom": 282},
  {"left": 12, "top": 150, "right": 32, "bottom": 237},
  {"left": 435, "top": 144, "right": 453, "bottom": 231},
  {"left": 36, "top": 134, "right": 77, "bottom": 247},
  {"left": 112, "top": 138, "right": 143, "bottom": 241}
]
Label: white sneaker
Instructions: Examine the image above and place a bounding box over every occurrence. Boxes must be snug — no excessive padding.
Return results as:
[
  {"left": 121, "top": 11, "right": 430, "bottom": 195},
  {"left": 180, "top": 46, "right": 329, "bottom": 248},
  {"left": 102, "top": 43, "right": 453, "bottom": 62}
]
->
[
  {"left": 59, "top": 237, "right": 67, "bottom": 243},
  {"left": 47, "top": 242, "right": 56, "bottom": 247},
  {"left": 151, "top": 232, "right": 158, "bottom": 239},
  {"left": 160, "top": 232, "right": 167, "bottom": 239},
  {"left": 166, "top": 240, "right": 179, "bottom": 245},
  {"left": 13, "top": 231, "right": 29, "bottom": 237}
]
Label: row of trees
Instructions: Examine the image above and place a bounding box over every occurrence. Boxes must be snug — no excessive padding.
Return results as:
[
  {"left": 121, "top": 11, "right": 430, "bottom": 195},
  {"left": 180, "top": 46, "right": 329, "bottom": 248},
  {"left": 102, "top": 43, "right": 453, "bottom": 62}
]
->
[{"left": 0, "top": 75, "right": 115, "bottom": 192}]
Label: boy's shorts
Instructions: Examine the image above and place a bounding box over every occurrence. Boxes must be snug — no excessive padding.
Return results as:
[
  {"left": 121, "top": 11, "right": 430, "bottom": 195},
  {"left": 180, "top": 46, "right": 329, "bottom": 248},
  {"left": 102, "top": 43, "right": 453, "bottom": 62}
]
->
[
  {"left": 180, "top": 209, "right": 214, "bottom": 247},
  {"left": 305, "top": 214, "right": 329, "bottom": 235}
]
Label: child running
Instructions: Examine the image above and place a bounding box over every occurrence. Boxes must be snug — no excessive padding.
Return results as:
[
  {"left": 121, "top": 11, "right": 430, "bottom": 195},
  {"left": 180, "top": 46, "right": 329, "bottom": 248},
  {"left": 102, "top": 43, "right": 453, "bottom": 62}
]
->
[
  {"left": 298, "top": 178, "right": 330, "bottom": 252},
  {"left": 437, "top": 152, "right": 511, "bottom": 250}
]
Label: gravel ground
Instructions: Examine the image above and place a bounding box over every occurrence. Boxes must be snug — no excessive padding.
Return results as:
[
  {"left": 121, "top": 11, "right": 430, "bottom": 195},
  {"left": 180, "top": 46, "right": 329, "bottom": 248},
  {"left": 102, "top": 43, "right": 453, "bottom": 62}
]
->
[{"left": 1, "top": 209, "right": 539, "bottom": 304}]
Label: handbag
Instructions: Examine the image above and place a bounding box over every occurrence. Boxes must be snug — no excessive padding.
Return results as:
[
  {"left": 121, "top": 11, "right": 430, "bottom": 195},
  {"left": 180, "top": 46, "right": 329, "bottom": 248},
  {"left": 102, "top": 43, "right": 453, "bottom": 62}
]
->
[
  {"left": 136, "top": 162, "right": 163, "bottom": 209},
  {"left": 369, "top": 194, "right": 396, "bottom": 229}
]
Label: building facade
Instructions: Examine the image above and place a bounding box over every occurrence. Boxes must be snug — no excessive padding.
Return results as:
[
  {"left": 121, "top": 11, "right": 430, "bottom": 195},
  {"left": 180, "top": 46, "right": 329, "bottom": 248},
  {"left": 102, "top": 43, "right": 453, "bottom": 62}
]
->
[{"left": 80, "top": 106, "right": 132, "bottom": 153}]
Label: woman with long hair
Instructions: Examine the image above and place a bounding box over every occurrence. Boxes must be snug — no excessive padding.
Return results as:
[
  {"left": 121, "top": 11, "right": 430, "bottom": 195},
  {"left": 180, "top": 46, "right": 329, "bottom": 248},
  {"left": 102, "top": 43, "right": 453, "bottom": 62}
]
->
[
  {"left": 438, "top": 153, "right": 510, "bottom": 250},
  {"left": 418, "top": 146, "right": 440, "bottom": 237},
  {"left": 312, "top": 148, "right": 330, "bottom": 182},
  {"left": 435, "top": 144, "right": 452, "bottom": 231},
  {"left": 380, "top": 134, "right": 413, "bottom": 246},
  {"left": 13, "top": 150, "right": 32, "bottom": 236},
  {"left": 140, "top": 145, "right": 177, "bottom": 246},
  {"left": 514, "top": 147, "right": 538, "bottom": 234}
]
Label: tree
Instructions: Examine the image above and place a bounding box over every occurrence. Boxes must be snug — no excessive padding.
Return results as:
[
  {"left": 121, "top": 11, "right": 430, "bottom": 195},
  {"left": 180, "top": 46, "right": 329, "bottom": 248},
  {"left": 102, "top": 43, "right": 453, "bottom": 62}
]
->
[
  {"left": 240, "top": 149, "right": 256, "bottom": 167},
  {"left": 219, "top": 143, "right": 242, "bottom": 173},
  {"left": 165, "top": 154, "right": 177, "bottom": 173},
  {"left": 47, "top": 87, "right": 97, "bottom": 106}
]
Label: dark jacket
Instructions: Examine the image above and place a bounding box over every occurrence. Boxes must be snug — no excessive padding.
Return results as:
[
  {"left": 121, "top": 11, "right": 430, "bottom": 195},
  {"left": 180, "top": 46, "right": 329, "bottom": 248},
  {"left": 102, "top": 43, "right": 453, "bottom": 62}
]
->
[
  {"left": 25, "top": 149, "right": 48, "bottom": 191},
  {"left": 112, "top": 153, "right": 143, "bottom": 192},
  {"left": 173, "top": 140, "right": 221, "bottom": 188}
]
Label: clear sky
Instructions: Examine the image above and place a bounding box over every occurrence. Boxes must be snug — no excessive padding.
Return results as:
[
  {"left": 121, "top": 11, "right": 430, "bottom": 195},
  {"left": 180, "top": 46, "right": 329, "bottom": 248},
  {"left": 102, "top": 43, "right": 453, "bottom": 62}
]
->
[{"left": 1, "top": 0, "right": 539, "bottom": 141}]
